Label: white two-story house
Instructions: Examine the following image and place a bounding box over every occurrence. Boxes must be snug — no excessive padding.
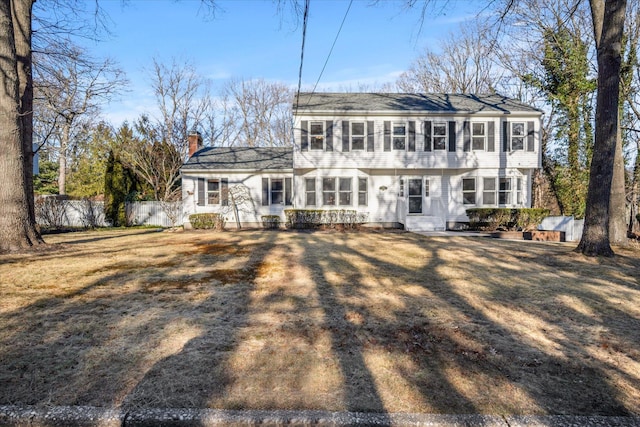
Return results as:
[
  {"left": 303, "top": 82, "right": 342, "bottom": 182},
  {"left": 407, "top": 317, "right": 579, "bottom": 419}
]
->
[{"left": 181, "top": 92, "right": 542, "bottom": 231}]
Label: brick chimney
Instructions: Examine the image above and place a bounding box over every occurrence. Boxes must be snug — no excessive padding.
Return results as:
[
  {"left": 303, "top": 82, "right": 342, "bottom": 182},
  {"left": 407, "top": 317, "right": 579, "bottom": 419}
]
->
[{"left": 188, "top": 131, "right": 203, "bottom": 157}]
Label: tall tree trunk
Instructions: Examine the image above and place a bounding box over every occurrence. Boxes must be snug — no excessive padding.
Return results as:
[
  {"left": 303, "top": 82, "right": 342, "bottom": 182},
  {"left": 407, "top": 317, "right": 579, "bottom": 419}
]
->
[
  {"left": 59, "top": 123, "right": 70, "bottom": 195},
  {"left": 0, "top": 0, "right": 41, "bottom": 253},
  {"left": 12, "top": 0, "right": 41, "bottom": 244},
  {"left": 577, "top": 0, "right": 627, "bottom": 256},
  {"left": 609, "top": 119, "right": 627, "bottom": 245}
]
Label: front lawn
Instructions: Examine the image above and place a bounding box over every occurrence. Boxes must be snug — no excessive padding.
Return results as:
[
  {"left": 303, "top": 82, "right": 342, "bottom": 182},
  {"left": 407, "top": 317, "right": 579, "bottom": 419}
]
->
[{"left": 0, "top": 229, "right": 639, "bottom": 415}]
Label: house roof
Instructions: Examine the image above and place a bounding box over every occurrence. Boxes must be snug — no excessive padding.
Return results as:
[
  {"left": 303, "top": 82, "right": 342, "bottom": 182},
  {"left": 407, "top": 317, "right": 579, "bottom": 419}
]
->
[
  {"left": 294, "top": 92, "right": 542, "bottom": 115},
  {"left": 181, "top": 146, "right": 293, "bottom": 171}
]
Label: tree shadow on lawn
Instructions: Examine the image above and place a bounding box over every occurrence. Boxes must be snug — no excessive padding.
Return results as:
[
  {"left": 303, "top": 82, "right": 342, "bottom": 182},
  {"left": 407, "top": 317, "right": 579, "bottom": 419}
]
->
[
  {"left": 299, "top": 232, "right": 639, "bottom": 415},
  {"left": 0, "top": 230, "right": 638, "bottom": 416},
  {"left": 0, "top": 231, "right": 277, "bottom": 409}
]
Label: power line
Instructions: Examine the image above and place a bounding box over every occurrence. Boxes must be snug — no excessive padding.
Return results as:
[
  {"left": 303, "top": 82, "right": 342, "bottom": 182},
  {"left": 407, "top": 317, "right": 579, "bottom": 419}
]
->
[
  {"left": 294, "top": 0, "right": 310, "bottom": 114},
  {"left": 310, "top": 0, "right": 353, "bottom": 95}
]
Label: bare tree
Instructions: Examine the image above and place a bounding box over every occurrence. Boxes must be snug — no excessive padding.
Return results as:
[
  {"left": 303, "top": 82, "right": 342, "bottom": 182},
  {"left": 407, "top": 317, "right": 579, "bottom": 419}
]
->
[
  {"left": 34, "top": 43, "right": 127, "bottom": 195},
  {"left": 220, "top": 78, "right": 293, "bottom": 147},
  {"left": 121, "top": 58, "right": 216, "bottom": 202},
  {"left": 396, "top": 22, "right": 503, "bottom": 94}
]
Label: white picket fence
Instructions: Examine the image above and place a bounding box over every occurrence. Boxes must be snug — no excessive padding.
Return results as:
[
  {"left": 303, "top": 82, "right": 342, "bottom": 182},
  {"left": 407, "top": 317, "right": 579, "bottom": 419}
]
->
[{"left": 35, "top": 197, "right": 178, "bottom": 228}]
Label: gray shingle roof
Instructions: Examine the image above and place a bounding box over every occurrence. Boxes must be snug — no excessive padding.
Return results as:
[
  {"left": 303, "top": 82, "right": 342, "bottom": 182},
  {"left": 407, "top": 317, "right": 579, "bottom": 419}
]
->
[
  {"left": 182, "top": 146, "right": 293, "bottom": 171},
  {"left": 294, "top": 92, "right": 542, "bottom": 114}
]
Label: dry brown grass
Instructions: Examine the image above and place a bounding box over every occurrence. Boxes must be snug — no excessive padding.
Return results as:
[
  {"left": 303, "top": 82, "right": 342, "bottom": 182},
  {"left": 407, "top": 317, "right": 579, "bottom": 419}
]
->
[{"left": 1, "top": 228, "right": 639, "bottom": 416}]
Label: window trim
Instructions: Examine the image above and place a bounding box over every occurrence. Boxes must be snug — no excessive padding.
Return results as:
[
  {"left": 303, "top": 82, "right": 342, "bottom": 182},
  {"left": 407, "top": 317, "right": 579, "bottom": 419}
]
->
[
  {"left": 321, "top": 176, "right": 353, "bottom": 206},
  {"left": 358, "top": 177, "right": 368, "bottom": 206},
  {"left": 351, "top": 121, "right": 366, "bottom": 151},
  {"left": 431, "top": 121, "right": 448, "bottom": 151},
  {"left": 207, "top": 178, "right": 221, "bottom": 205},
  {"left": 305, "top": 177, "right": 317, "bottom": 207},
  {"left": 392, "top": 122, "right": 406, "bottom": 150},
  {"left": 462, "top": 178, "right": 476, "bottom": 206},
  {"left": 499, "top": 177, "right": 512, "bottom": 205},
  {"left": 510, "top": 122, "right": 525, "bottom": 151},
  {"left": 309, "top": 120, "right": 325, "bottom": 151},
  {"left": 482, "top": 177, "right": 496, "bottom": 206},
  {"left": 472, "top": 122, "right": 487, "bottom": 151},
  {"left": 262, "top": 177, "right": 293, "bottom": 206}
]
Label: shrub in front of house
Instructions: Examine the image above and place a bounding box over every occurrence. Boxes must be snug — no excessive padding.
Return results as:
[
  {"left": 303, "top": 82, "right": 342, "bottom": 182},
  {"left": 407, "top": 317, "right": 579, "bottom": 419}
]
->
[
  {"left": 466, "top": 208, "right": 550, "bottom": 231},
  {"left": 261, "top": 215, "right": 281, "bottom": 230},
  {"left": 284, "top": 209, "right": 368, "bottom": 229},
  {"left": 189, "top": 213, "right": 225, "bottom": 230}
]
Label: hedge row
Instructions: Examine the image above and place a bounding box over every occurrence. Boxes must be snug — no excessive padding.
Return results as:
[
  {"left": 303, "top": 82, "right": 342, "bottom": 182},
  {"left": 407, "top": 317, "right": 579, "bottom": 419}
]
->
[
  {"left": 261, "top": 215, "right": 281, "bottom": 230},
  {"left": 466, "top": 208, "right": 550, "bottom": 231},
  {"left": 189, "top": 213, "right": 225, "bottom": 230},
  {"left": 284, "top": 209, "right": 368, "bottom": 229}
]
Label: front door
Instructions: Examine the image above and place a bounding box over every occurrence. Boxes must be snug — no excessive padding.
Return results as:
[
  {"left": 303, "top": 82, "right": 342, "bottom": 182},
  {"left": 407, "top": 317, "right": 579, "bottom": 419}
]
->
[{"left": 408, "top": 178, "right": 423, "bottom": 214}]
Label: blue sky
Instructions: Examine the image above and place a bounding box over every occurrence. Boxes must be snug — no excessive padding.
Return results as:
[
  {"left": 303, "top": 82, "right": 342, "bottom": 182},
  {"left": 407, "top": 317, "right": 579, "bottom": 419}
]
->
[{"left": 89, "top": 0, "right": 482, "bottom": 125}]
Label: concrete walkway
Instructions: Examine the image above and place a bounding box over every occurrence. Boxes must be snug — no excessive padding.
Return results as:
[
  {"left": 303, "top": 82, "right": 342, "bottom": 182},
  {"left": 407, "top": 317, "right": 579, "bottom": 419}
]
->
[{"left": 1, "top": 405, "right": 639, "bottom": 426}]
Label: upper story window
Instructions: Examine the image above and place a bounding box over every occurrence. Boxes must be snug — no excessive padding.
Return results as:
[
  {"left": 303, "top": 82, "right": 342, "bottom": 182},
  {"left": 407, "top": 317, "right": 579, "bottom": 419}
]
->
[
  {"left": 351, "top": 122, "right": 365, "bottom": 150},
  {"left": 511, "top": 122, "right": 525, "bottom": 151},
  {"left": 424, "top": 121, "right": 447, "bottom": 151},
  {"left": 472, "top": 123, "right": 486, "bottom": 150},
  {"left": 393, "top": 123, "right": 406, "bottom": 150},
  {"left": 310, "top": 121, "right": 325, "bottom": 150}
]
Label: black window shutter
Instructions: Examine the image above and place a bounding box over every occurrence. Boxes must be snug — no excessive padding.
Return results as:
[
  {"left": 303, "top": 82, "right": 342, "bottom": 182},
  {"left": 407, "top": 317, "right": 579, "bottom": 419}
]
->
[
  {"left": 197, "top": 178, "right": 205, "bottom": 206},
  {"left": 325, "top": 121, "right": 333, "bottom": 151},
  {"left": 463, "top": 121, "right": 471, "bottom": 152},
  {"left": 424, "top": 121, "right": 432, "bottom": 151},
  {"left": 285, "top": 177, "right": 292, "bottom": 205},
  {"left": 408, "top": 121, "right": 416, "bottom": 152},
  {"left": 342, "top": 121, "right": 350, "bottom": 152},
  {"left": 262, "top": 178, "right": 269, "bottom": 206},
  {"left": 503, "top": 121, "right": 509, "bottom": 152},
  {"left": 527, "top": 121, "right": 535, "bottom": 152},
  {"left": 301, "top": 121, "right": 309, "bottom": 151},
  {"left": 448, "top": 121, "right": 456, "bottom": 152},
  {"left": 487, "top": 121, "right": 495, "bottom": 152},
  {"left": 384, "top": 121, "right": 391, "bottom": 151},
  {"left": 221, "top": 178, "right": 229, "bottom": 206},
  {"left": 367, "top": 121, "right": 375, "bottom": 152}
]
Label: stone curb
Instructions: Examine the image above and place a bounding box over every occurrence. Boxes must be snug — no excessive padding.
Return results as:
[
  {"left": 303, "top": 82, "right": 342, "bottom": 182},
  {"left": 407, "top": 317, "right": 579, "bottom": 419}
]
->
[{"left": 1, "top": 406, "right": 639, "bottom": 427}]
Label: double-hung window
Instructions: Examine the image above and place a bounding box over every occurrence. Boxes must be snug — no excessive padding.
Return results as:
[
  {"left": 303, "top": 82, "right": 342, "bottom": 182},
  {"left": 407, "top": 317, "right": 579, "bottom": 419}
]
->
[
  {"left": 499, "top": 178, "right": 512, "bottom": 204},
  {"left": 351, "top": 122, "right": 365, "bottom": 150},
  {"left": 511, "top": 122, "right": 525, "bottom": 151},
  {"left": 322, "top": 178, "right": 336, "bottom": 205},
  {"left": 322, "top": 177, "right": 353, "bottom": 206},
  {"left": 305, "top": 178, "right": 316, "bottom": 206},
  {"left": 516, "top": 178, "right": 523, "bottom": 205},
  {"left": 432, "top": 122, "right": 447, "bottom": 150},
  {"left": 358, "top": 178, "right": 367, "bottom": 206},
  {"left": 207, "top": 179, "right": 220, "bottom": 205},
  {"left": 310, "top": 121, "right": 325, "bottom": 150},
  {"left": 393, "top": 123, "right": 406, "bottom": 150},
  {"left": 462, "top": 178, "right": 476, "bottom": 205},
  {"left": 339, "top": 178, "right": 352, "bottom": 205},
  {"left": 262, "top": 178, "right": 292, "bottom": 206},
  {"left": 482, "top": 178, "right": 496, "bottom": 205},
  {"left": 197, "top": 177, "right": 228, "bottom": 206},
  {"left": 472, "top": 123, "right": 486, "bottom": 150}
]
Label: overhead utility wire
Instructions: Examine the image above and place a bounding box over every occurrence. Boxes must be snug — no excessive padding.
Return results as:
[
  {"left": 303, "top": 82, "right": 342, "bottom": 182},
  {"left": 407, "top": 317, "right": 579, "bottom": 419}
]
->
[
  {"left": 294, "top": 0, "right": 310, "bottom": 114},
  {"left": 310, "top": 0, "right": 353, "bottom": 96}
]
